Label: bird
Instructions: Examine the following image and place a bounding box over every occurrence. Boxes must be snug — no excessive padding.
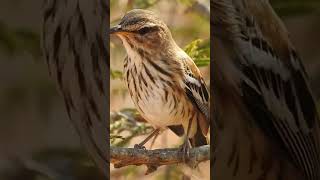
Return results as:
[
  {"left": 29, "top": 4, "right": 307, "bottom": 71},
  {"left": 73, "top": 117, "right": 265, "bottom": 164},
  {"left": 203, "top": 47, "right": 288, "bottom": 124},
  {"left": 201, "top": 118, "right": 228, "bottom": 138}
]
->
[
  {"left": 211, "top": 0, "right": 320, "bottom": 180},
  {"left": 110, "top": 9, "right": 209, "bottom": 154},
  {"left": 42, "top": 0, "right": 109, "bottom": 177}
]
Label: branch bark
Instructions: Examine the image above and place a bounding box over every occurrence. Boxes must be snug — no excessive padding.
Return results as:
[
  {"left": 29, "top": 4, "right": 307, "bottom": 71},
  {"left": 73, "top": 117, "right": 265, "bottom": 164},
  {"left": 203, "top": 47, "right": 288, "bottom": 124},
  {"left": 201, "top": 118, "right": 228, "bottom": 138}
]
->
[{"left": 110, "top": 145, "right": 210, "bottom": 174}]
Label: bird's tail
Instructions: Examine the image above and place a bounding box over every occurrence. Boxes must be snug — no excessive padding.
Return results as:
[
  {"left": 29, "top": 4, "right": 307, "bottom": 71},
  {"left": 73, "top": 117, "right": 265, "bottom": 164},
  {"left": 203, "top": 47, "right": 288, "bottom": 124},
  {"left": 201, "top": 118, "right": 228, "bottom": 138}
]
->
[
  {"left": 168, "top": 120, "right": 209, "bottom": 147},
  {"left": 189, "top": 121, "right": 208, "bottom": 147}
]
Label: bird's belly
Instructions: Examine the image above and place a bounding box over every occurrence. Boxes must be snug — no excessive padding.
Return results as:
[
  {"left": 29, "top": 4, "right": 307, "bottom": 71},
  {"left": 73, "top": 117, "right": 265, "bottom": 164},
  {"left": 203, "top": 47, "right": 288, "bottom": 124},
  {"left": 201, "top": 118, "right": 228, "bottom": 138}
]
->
[
  {"left": 124, "top": 62, "right": 189, "bottom": 129},
  {"left": 134, "top": 88, "right": 181, "bottom": 128}
]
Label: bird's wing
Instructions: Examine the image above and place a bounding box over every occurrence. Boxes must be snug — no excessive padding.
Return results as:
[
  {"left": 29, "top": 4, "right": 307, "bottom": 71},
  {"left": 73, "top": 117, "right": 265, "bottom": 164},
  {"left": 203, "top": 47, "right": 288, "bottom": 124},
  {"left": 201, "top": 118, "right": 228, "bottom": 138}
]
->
[
  {"left": 181, "top": 55, "right": 210, "bottom": 133},
  {"left": 223, "top": 1, "right": 320, "bottom": 179}
]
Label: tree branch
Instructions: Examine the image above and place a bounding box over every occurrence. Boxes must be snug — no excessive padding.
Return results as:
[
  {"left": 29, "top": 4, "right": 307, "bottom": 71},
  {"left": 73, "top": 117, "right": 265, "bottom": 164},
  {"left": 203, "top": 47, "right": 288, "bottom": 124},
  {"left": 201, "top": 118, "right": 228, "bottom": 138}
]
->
[{"left": 110, "top": 145, "right": 210, "bottom": 174}]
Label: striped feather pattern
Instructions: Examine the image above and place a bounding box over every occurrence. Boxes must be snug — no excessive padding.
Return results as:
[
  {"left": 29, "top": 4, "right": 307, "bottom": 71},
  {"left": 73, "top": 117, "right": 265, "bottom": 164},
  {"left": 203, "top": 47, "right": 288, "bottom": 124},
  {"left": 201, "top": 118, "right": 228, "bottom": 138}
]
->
[
  {"left": 42, "top": 0, "right": 109, "bottom": 176},
  {"left": 212, "top": 0, "right": 320, "bottom": 179}
]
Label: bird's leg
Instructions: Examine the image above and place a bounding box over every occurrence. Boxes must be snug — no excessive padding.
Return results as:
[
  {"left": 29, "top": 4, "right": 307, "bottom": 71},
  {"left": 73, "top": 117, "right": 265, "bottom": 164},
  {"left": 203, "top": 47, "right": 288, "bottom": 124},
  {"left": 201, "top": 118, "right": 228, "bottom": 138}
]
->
[
  {"left": 149, "top": 130, "right": 159, "bottom": 149},
  {"left": 179, "top": 118, "right": 193, "bottom": 162},
  {"left": 134, "top": 128, "right": 160, "bottom": 150}
]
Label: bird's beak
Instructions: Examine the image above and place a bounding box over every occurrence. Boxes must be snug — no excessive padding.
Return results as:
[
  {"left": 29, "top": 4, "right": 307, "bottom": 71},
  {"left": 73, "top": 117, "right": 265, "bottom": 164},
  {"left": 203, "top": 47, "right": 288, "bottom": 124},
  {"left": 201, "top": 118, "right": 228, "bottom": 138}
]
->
[{"left": 110, "top": 25, "right": 124, "bottom": 35}]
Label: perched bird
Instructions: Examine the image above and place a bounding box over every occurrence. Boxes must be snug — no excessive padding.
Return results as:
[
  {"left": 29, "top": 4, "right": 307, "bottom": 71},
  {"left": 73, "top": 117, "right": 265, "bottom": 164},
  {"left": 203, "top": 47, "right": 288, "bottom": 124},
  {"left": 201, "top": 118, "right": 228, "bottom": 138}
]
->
[
  {"left": 42, "top": 0, "right": 109, "bottom": 177},
  {"left": 110, "top": 9, "right": 209, "bottom": 152},
  {"left": 212, "top": 0, "right": 320, "bottom": 180}
]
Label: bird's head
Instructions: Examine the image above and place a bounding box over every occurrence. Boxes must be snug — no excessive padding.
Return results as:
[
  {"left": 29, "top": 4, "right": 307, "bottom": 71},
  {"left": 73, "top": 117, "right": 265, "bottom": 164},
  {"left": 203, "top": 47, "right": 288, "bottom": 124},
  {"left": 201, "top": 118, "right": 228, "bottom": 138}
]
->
[{"left": 110, "top": 9, "right": 175, "bottom": 53}]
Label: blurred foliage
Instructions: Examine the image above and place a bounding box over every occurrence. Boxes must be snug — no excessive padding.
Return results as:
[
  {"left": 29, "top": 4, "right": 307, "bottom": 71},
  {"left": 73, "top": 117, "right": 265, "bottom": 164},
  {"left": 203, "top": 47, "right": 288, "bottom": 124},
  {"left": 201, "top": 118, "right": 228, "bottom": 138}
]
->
[
  {"left": 132, "top": 0, "right": 160, "bottom": 9},
  {"left": 0, "top": 20, "right": 54, "bottom": 118},
  {"left": 0, "top": 63, "right": 57, "bottom": 119},
  {"left": 110, "top": 108, "right": 153, "bottom": 147},
  {"left": 177, "top": 0, "right": 196, "bottom": 7},
  {"left": 32, "top": 148, "right": 104, "bottom": 179},
  {"left": 0, "top": 148, "right": 104, "bottom": 180},
  {"left": 155, "top": 165, "right": 185, "bottom": 180},
  {"left": 122, "top": 166, "right": 140, "bottom": 178},
  {"left": 110, "top": 70, "right": 123, "bottom": 80},
  {"left": 111, "top": 0, "right": 161, "bottom": 10},
  {"left": 271, "top": 0, "right": 320, "bottom": 17},
  {"left": 0, "top": 21, "right": 41, "bottom": 59},
  {"left": 184, "top": 39, "right": 210, "bottom": 67}
]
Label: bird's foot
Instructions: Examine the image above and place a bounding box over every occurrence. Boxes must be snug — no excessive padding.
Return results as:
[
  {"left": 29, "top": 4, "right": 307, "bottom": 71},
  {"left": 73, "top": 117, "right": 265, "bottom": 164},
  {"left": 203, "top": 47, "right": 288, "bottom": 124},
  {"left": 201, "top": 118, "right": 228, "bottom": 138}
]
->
[{"left": 134, "top": 143, "right": 146, "bottom": 150}]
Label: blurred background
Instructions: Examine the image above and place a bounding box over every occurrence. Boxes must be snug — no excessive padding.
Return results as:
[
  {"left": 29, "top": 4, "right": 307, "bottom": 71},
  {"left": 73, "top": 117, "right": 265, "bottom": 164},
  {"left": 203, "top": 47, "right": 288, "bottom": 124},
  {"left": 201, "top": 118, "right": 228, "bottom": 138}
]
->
[
  {"left": 0, "top": 0, "right": 104, "bottom": 180},
  {"left": 0, "top": 0, "right": 319, "bottom": 180}
]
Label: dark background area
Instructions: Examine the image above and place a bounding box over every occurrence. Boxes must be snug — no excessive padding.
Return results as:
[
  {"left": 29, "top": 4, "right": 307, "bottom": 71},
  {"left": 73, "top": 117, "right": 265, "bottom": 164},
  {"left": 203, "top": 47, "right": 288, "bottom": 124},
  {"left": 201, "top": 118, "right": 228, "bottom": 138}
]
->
[
  {"left": 0, "top": 0, "right": 319, "bottom": 179},
  {"left": 0, "top": 0, "right": 101, "bottom": 179}
]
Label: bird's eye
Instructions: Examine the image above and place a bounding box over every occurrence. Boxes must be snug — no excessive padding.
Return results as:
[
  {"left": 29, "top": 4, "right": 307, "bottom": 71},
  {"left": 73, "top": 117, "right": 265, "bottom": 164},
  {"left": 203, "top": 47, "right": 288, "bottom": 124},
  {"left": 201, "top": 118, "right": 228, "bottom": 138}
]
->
[{"left": 138, "top": 27, "right": 156, "bottom": 35}]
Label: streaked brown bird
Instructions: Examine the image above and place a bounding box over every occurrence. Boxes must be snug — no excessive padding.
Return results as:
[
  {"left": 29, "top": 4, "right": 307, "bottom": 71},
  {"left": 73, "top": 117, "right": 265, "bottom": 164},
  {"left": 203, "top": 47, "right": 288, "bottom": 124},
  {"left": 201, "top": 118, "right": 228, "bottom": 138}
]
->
[
  {"left": 110, "top": 9, "right": 209, "bottom": 152},
  {"left": 42, "top": 0, "right": 109, "bottom": 177},
  {"left": 212, "top": 0, "right": 320, "bottom": 180}
]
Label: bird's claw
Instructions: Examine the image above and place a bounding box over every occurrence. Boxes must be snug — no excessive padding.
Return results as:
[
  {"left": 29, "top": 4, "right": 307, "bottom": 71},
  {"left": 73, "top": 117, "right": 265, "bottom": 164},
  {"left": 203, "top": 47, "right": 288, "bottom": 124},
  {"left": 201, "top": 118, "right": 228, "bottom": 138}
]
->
[
  {"left": 179, "top": 141, "right": 190, "bottom": 162},
  {"left": 134, "top": 144, "right": 146, "bottom": 150}
]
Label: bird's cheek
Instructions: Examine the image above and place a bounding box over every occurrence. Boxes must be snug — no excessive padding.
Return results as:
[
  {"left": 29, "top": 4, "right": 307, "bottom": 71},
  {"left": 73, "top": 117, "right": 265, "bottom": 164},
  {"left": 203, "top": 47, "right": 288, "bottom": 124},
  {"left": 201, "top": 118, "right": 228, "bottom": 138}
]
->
[
  {"left": 145, "top": 37, "right": 160, "bottom": 48},
  {"left": 134, "top": 35, "right": 144, "bottom": 43}
]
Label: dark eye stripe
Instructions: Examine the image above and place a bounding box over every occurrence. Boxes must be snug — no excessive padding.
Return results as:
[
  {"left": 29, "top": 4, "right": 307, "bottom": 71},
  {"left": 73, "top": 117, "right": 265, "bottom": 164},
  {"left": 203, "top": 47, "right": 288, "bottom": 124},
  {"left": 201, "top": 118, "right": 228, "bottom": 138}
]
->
[{"left": 136, "top": 26, "right": 159, "bottom": 35}]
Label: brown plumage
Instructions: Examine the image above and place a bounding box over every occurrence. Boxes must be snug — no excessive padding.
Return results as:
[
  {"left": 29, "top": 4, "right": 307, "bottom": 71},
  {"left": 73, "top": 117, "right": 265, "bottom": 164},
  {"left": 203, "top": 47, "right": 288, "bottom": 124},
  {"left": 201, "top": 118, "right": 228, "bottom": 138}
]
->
[
  {"left": 110, "top": 9, "right": 209, "bottom": 148},
  {"left": 212, "top": 0, "right": 320, "bottom": 179},
  {"left": 42, "top": 0, "right": 109, "bottom": 176}
]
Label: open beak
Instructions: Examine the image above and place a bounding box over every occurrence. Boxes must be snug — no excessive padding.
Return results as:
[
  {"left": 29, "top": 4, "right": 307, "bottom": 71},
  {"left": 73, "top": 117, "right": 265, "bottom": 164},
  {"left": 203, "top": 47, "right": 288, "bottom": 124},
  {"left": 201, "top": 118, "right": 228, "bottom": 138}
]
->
[{"left": 110, "top": 25, "right": 124, "bottom": 35}]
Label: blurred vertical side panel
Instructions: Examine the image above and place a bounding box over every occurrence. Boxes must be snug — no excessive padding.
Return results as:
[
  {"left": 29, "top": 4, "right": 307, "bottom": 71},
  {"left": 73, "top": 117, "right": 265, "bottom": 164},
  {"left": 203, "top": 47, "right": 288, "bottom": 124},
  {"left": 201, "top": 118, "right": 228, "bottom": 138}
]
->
[
  {"left": 209, "top": 1, "right": 215, "bottom": 179},
  {"left": 42, "top": 0, "right": 110, "bottom": 177}
]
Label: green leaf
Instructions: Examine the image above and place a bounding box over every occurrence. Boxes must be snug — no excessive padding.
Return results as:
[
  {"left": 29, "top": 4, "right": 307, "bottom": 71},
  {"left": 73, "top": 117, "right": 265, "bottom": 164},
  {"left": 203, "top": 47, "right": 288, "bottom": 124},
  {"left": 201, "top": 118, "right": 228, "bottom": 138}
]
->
[
  {"left": 195, "top": 58, "right": 210, "bottom": 67},
  {"left": 184, "top": 39, "right": 210, "bottom": 67},
  {"left": 110, "top": 108, "right": 153, "bottom": 146},
  {"left": 110, "top": 70, "right": 123, "bottom": 80}
]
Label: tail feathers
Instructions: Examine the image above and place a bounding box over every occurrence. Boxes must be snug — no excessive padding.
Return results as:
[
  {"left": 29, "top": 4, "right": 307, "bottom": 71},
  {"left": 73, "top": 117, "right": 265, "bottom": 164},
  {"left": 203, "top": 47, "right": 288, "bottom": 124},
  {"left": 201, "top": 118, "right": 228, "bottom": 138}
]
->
[
  {"left": 168, "top": 125, "right": 185, "bottom": 136},
  {"left": 168, "top": 124, "right": 208, "bottom": 147},
  {"left": 190, "top": 122, "right": 208, "bottom": 147}
]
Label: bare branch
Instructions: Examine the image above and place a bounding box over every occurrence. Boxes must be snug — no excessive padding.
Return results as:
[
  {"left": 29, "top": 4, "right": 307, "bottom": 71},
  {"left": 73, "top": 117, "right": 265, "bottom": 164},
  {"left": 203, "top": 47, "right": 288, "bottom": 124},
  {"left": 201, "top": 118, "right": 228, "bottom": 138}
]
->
[{"left": 110, "top": 145, "right": 210, "bottom": 174}]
